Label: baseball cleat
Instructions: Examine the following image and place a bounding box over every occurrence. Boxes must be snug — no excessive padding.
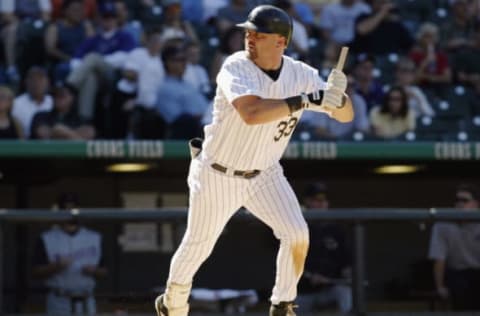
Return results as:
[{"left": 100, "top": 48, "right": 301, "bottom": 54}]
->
[
  {"left": 269, "top": 301, "right": 298, "bottom": 316},
  {"left": 155, "top": 294, "right": 189, "bottom": 316},
  {"left": 155, "top": 294, "right": 169, "bottom": 316}
]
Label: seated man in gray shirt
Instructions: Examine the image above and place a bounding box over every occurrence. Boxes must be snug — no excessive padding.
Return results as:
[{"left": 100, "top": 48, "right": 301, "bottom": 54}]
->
[{"left": 428, "top": 183, "right": 480, "bottom": 311}]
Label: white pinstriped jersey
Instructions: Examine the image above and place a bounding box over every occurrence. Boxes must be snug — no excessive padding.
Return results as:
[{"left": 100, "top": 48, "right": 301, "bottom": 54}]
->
[{"left": 202, "top": 51, "right": 326, "bottom": 171}]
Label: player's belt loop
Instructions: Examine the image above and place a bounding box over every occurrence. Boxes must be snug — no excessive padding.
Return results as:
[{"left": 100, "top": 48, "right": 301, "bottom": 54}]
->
[{"left": 210, "top": 163, "right": 260, "bottom": 179}]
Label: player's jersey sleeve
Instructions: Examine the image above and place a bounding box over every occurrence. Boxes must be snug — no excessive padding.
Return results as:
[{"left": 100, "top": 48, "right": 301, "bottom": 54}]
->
[
  {"left": 428, "top": 223, "right": 448, "bottom": 261},
  {"left": 216, "top": 53, "right": 263, "bottom": 103},
  {"left": 297, "top": 60, "right": 326, "bottom": 94},
  {"left": 216, "top": 52, "right": 325, "bottom": 103},
  {"left": 202, "top": 54, "right": 327, "bottom": 170}
]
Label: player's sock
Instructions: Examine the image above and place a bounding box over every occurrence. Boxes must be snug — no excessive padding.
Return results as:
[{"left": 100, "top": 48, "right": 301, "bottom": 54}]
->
[{"left": 164, "top": 282, "right": 191, "bottom": 309}]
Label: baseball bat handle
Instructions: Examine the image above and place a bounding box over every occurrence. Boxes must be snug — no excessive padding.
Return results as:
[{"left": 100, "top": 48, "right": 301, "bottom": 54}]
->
[{"left": 336, "top": 46, "right": 349, "bottom": 71}]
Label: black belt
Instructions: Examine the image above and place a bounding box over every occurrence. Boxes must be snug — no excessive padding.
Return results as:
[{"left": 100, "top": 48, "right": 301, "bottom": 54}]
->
[{"left": 211, "top": 163, "right": 260, "bottom": 179}]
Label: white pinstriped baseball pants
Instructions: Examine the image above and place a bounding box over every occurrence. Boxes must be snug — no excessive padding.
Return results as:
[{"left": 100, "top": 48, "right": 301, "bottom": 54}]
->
[{"left": 167, "top": 156, "right": 309, "bottom": 304}]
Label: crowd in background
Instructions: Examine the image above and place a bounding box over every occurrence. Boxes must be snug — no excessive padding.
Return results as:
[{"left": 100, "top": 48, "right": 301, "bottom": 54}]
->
[{"left": 1, "top": 0, "right": 480, "bottom": 141}]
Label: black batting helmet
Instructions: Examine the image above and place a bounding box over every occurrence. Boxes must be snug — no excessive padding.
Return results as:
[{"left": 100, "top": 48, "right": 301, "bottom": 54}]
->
[{"left": 236, "top": 5, "right": 292, "bottom": 45}]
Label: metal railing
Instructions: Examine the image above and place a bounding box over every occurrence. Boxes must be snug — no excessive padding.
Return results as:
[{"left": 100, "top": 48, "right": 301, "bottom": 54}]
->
[{"left": 1, "top": 208, "right": 480, "bottom": 316}]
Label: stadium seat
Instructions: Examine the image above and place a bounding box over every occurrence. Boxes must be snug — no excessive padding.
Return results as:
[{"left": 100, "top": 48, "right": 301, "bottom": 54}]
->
[
  {"left": 415, "top": 116, "right": 460, "bottom": 140},
  {"left": 16, "top": 20, "right": 48, "bottom": 77},
  {"left": 374, "top": 54, "right": 399, "bottom": 85},
  {"left": 441, "top": 131, "right": 471, "bottom": 141},
  {"left": 308, "top": 37, "right": 326, "bottom": 69},
  {"left": 458, "top": 116, "right": 480, "bottom": 140},
  {"left": 428, "top": 0, "right": 450, "bottom": 24},
  {"left": 434, "top": 86, "right": 475, "bottom": 119},
  {"left": 393, "top": 0, "right": 436, "bottom": 22}
]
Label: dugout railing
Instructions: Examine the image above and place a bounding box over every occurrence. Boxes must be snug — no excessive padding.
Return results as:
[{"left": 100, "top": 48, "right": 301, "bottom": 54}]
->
[{"left": 1, "top": 208, "right": 480, "bottom": 316}]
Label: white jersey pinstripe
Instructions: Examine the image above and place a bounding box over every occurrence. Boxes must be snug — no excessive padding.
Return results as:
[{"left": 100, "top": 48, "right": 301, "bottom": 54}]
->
[
  {"left": 165, "top": 51, "right": 328, "bottom": 307},
  {"left": 202, "top": 51, "right": 326, "bottom": 170}
]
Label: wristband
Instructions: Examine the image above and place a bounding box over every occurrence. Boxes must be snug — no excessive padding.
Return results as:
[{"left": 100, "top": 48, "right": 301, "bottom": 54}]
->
[
  {"left": 307, "top": 90, "right": 324, "bottom": 106},
  {"left": 285, "top": 95, "right": 303, "bottom": 114}
]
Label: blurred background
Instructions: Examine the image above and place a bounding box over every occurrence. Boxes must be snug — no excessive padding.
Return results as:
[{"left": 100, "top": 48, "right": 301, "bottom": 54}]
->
[{"left": 1, "top": 0, "right": 480, "bottom": 315}]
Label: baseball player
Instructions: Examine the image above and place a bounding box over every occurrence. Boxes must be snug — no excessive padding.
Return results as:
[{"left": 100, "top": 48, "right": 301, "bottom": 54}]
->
[
  {"left": 32, "top": 193, "right": 107, "bottom": 316},
  {"left": 155, "top": 5, "right": 353, "bottom": 316}
]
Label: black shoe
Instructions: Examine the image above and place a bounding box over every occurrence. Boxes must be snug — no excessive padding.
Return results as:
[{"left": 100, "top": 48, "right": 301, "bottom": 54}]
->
[{"left": 270, "top": 301, "right": 297, "bottom": 316}]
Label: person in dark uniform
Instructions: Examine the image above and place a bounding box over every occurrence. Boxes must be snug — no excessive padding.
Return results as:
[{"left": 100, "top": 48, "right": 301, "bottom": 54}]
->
[
  {"left": 297, "top": 182, "right": 352, "bottom": 314},
  {"left": 0, "top": 85, "right": 23, "bottom": 139},
  {"left": 30, "top": 84, "right": 95, "bottom": 140},
  {"left": 32, "top": 192, "right": 107, "bottom": 315},
  {"left": 428, "top": 183, "right": 480, "bottom": 311}
]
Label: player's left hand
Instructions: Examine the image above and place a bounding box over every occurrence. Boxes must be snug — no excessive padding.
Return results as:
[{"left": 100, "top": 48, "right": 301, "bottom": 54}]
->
[
  {"left": 302, "top": 86, "right": 348, "bottom": 116},
  {"left": 327, "top": 69, "right": 347, "bottom": 92}
]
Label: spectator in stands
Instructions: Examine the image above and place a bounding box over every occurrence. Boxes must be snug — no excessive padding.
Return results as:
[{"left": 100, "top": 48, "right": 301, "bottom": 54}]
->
[
  {"left": 352, "top": 53, "right": 384, "bottom": 110},
  {"left": 428, "top": 183, "right": 480, "bottom": 311},
  {"left": 297, "top": 182, "right": 352, "bottom": 315},
  {"left": 203, "top": 0, "right": 233, "bottom": 25},
  {"left": 317, "top": 42, "right": 345, "bottom": 78},
  {"left": 317, "top": 0, "right": 370, "bottom": 46},
  {"left": 0, "top": 68, "right": 7, "bottom": 85},
  {"left": 12, "top": 66, "right": 53, "bottom": 138},
  {"left": 275, "top": 0, "right": 310, "bottom": 61},
  {"left": 474, "top": 0, "right": 480, "bottom": 22},
  {"left": 127, "top": 0, "right": 163, "bottom": 29},
  {"left": 181, "top": 0, "right": 204, "bottom": 25},
  {"left": 352, "top": 0, "right": 413, "bottom": 55},
  {"left": 215, "top": 0, "right": 252, "bottom": 35},
  {"left": 409, "top": 22, "right": 452, "bottom": 96},
  {"left": 300, "top": 74, "right": 370, "bottom": 140},
  {"left": 50, "top": 0, "right": 97, "bottom": 20},
  {"left": 304, "top": 0, "right": 339, "bottom": 27},
  {"left": 0, "top": 85, "right": 23, "bottom": 139},
  {"left": 30, "top": 84, "right": 95, "bottom": 140},
  {"left": 183, "top": 41, "right": 212, "bottom": 98},
  {"left": 114, "top": 0, "right": 143, "bottom": 46},
  {"left": 369, "top": 85, "right": 416, "bottom": 139},
  {"left": 114, "top": 26, "right": 165, "bottom": 139},
  {"left": 439, "top": 0, "right": 476, "bottom": 52},
  {"left": 32, "top": 192, "right": 107, "bottom": 316},
  {"left": 44, "top": 0, "right": 95, "bottom": 84},
  {"left": 0, "top": 0, "right": 51, "bottom": 84},
  {"left": 394, "top": 57, "right": 435, "bottom": 118},
  {"left": 160, "top": 0, "right": 198, "bottom": 44},
  {"left": 452, "top": 23, "right": 480, "bottom": 90},
  {"left": 209, "top": 26, "right": 244, "bottom": 82},
  {"left": 66, "top": 1, "right": 136, "bottom": 122},
  {"left": 154, "top": 44, "right": 209, "bottom": 139},
  {"left": 293, "top": 1, "right": 317, "bottom": 34}
]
